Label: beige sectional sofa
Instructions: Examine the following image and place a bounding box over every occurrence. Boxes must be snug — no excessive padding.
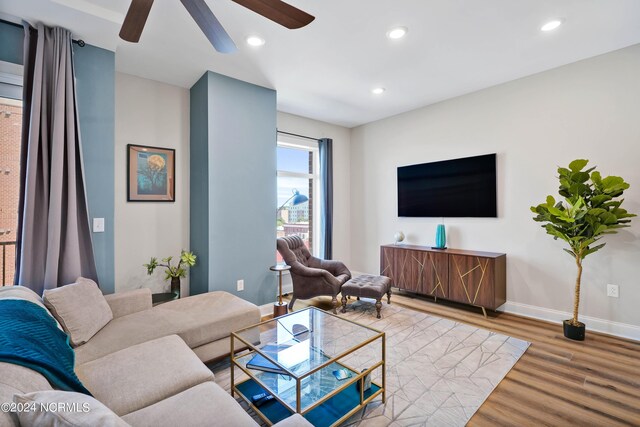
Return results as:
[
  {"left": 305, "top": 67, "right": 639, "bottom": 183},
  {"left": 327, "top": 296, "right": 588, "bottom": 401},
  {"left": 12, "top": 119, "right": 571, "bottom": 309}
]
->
[{"left": 0, "top": 286, "right": 311, "bottom": 427}]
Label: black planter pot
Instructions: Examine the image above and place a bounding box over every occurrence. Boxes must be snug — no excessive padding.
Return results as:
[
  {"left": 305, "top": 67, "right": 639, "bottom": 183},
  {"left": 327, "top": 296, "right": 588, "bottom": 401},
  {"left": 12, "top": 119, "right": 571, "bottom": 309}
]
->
[
  {"left": 563, "top": 319, "right": 585, "bottom": 341},
  {"left": 170, "top": 277, "right": 181, "bottom": 299}
]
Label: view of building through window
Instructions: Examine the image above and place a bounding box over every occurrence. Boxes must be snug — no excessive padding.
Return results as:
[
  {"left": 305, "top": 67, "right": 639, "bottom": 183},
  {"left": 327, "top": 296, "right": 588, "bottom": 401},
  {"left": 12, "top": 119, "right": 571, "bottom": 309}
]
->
[
  {"left": 277, "top": 143, "right": 318, "bottom": 262},
  {"left": 0, "top": 97, "right": 21, "bottom": 286}
]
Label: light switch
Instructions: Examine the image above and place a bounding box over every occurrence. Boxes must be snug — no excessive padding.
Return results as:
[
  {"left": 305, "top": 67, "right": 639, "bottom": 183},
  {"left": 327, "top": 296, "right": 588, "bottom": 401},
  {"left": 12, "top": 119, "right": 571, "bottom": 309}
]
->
[{"left": 93, "top": 218, "right": 105, "bottom": 233}]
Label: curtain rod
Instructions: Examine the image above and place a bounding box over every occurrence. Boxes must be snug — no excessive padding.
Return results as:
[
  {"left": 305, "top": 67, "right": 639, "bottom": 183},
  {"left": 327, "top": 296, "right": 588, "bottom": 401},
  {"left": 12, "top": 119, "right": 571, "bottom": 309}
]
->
[
  {"left": 277, "top": 130, "right": 319, "bottom": 142},
  {"left": 0, "top": 18, "right": 85, "bottom": 47}
]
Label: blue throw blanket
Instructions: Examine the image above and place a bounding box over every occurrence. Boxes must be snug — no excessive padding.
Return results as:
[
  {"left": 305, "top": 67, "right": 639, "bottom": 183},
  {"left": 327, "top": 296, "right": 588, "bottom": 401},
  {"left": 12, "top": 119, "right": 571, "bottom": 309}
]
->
[{"left": 0, "top": 299, "right": 91, "bottom": 395}]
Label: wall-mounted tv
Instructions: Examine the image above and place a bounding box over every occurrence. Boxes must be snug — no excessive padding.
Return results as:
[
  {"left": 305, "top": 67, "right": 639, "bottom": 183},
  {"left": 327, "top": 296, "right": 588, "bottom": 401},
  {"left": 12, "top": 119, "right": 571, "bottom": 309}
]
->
[{"left": 397, "top": 153, "right": 497, "bottom": 217}]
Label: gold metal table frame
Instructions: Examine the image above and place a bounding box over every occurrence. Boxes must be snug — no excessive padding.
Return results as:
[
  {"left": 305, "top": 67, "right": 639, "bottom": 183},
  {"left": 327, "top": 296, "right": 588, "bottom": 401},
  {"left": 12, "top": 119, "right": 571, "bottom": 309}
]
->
[{"left": 230, "top": 307, "right": 386, "bottom": 427}]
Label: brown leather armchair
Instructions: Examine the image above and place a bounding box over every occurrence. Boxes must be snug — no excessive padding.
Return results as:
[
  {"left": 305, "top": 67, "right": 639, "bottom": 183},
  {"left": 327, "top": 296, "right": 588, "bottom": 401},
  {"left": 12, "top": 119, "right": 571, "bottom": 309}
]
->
[{"left": 276, "top": 236, "right": 351, "bottom": 314}]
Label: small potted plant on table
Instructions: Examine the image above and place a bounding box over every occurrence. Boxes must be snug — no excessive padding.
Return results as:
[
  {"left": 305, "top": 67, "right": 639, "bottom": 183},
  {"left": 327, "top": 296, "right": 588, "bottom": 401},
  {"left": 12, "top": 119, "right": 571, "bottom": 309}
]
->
[{"left": 144, "top": 251, "right": 197, "bottom": 299}]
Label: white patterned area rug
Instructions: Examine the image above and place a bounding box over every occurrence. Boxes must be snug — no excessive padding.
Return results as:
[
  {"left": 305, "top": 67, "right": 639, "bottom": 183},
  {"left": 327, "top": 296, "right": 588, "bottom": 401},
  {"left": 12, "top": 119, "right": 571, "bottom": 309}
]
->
[{"left": 211, "top": 301, "right": 529, "bottom": 427}]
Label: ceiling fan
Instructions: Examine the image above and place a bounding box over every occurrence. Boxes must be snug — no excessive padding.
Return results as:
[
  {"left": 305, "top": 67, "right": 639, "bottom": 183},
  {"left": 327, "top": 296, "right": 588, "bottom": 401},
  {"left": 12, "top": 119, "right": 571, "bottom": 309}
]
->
[{"left": 119, "top": 0, "right": 315, "bottom": 53}]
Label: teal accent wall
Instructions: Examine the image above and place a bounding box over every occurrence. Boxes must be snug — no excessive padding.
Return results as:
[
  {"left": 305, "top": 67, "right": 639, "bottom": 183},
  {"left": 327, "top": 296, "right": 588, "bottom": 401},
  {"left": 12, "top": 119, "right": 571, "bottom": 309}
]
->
[
  {"left": 0, "top": 21, "right": 23, "bottom": 100},
  {"left": 73, "top": 45, "right": 115, "bottom": 294},
  {"left": 190, "top": 71, "right": 277, "bottom": 305},
  {"left": 0, "top": 21, "right": 23, "bottom": 65},
  {"left": 0, "top": 20, "right": 116, "bottom": 293},
  {"left": 189, "top": 74, "right": 210, "bottom": 296}
]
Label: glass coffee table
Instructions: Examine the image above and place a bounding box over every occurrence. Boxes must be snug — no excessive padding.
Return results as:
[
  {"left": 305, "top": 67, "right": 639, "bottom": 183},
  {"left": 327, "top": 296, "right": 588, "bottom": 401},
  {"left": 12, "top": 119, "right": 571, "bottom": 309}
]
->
[{"left": 231, "top": 307, "right": 385, "bottom": 427}]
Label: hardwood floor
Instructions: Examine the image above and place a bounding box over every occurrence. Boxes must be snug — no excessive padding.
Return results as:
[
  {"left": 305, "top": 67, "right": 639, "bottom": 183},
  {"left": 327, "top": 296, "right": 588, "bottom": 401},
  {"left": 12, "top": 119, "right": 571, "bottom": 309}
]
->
[{"left": 284, "top": 291, "right": 640, "bottom": 426}]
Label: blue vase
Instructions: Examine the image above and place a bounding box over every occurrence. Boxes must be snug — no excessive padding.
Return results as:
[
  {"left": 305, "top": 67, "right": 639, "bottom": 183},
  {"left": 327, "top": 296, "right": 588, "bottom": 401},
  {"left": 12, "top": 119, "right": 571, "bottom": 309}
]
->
[{"left": 435, "top": 224, "right": 446, "bottom": 249}]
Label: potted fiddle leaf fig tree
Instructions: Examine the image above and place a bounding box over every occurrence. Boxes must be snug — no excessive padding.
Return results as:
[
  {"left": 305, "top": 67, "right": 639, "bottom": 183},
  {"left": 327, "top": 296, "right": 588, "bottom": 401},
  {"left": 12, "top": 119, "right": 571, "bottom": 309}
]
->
[
  {"left": 144, "top": 250, "right": 197, "bottom": 299},
  {"left": 531, "top": 159, "right": 635, "bottom": 341}
]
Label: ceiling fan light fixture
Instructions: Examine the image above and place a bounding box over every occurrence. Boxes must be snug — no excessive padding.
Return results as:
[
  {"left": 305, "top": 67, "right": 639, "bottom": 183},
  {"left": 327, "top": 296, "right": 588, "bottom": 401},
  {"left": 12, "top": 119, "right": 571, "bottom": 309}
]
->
[
  {"left": 120, "top": 0, "right": 313, "bottom": 53},
  {"left": 387, "top": 26, "right": 408, "bottom": 40},
  {"left": 246, "top": 35, "right": 266, "bottom": 47},
  {"left": 540, "top": 19, "right": 563, "bottom": 32}
]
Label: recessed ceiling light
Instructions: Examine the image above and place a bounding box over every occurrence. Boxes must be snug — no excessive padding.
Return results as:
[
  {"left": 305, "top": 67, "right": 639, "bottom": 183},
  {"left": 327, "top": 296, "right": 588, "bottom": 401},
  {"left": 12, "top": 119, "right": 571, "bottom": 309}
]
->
[
  {"left": 246, "top": 36, "right": 265, "bottom": 47},
  {"left": 540, "top": 19, "right": 563, "bottom": 32},
  {"left": 371, "top": 87, "right": 386, "bottom": 95},
  {"left": 387, "top": 26, "right": 408, "bottom": 40}
]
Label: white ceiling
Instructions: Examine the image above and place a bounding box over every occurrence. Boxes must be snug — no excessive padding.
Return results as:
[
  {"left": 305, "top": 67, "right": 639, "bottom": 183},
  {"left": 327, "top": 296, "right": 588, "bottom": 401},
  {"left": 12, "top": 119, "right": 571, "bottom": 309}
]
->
[{"left": 2, "top": 0, "right": 640, "bottom": 127}]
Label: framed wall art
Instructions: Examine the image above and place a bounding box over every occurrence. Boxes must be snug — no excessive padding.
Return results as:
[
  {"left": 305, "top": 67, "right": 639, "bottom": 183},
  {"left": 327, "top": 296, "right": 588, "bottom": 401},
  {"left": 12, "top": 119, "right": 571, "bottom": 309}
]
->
[{"left": 127, "top": 144, "right": 175, "bottom": 202}]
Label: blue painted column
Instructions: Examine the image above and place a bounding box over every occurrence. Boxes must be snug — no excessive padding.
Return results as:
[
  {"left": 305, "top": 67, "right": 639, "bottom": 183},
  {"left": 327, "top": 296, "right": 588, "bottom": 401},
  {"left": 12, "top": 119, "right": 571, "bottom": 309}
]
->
[
  {"left": 190, "top": 71, "right": 277, "bottom": 305},
  {"left": 73, "top": 45, "right": 116, "bottom": 293}
]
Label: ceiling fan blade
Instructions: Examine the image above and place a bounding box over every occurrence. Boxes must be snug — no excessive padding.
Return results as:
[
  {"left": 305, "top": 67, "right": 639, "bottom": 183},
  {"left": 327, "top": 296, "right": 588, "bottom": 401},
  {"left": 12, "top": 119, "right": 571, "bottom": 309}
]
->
[
  {"left": 119, "top": 0, "right": 154, "bottom": 42},
  {"left": 231, "top": 0, "right": 315, "bottom": 29},
  {"left": 180, "top": 0, "right": 237, "bottom": 53}
]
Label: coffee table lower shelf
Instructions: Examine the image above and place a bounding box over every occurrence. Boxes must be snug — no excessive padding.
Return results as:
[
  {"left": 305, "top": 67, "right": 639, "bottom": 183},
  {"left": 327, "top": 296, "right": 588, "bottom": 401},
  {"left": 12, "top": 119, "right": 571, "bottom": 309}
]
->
[{"left": 235, "top": 378, "right": 382, "bottom": 427}]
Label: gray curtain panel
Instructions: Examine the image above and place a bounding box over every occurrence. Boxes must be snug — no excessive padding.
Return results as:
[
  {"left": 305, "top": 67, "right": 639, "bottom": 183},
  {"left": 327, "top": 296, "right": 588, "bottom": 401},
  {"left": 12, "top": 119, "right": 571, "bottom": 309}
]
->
[
  {"left": 318, "top": 138, "right": 333, "bottom": 260},
  {"left": 14, "top": 23, "right": 97, "bottom": 294}
]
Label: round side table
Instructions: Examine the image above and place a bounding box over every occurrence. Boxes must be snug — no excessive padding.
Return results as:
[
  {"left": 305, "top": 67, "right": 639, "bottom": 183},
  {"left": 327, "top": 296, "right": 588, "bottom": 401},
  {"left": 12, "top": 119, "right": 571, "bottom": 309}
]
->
[{"left": 270, "top": 264, "right": 291, "bottom": 318}]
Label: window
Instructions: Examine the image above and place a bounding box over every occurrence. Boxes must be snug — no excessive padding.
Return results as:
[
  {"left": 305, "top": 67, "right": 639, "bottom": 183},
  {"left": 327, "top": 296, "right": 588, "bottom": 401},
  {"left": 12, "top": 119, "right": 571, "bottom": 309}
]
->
[
  {"left": 0, "top": 96, "right": 22, "bottom": 286},
  {"left": 277, "top": 138, "right": 319, "bottom": 262}
]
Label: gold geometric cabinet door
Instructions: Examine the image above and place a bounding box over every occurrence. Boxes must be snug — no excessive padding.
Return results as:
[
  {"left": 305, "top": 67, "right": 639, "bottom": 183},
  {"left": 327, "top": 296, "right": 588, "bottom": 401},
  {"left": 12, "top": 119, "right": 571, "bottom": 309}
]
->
[
  {"left": 380, "top": 246, "right": 401, "bottom": 287},
  {"left": 415, "top": 251, "right": 449, "bottom": 298},
  {"left": 380, "top": 247, "right": 449, "bottom": 297},
  {"left": 380, "top": 246, "right": 413, "bottom": 292},
  {"left": 448, "top": 255, "right": 495, "bottom": 309}
]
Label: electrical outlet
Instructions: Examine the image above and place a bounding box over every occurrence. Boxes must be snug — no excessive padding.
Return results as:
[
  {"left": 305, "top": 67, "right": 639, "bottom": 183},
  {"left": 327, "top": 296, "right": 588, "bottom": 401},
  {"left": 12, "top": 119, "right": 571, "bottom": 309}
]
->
[
  {"left": 606, "top": 284, "right": 619, "bottom": 298},
  {"left": 92, "top": 218, "right": 105, "bottom": 233},
  {"left": 237, "top": 279, "right": 244, "bottom": 292}
]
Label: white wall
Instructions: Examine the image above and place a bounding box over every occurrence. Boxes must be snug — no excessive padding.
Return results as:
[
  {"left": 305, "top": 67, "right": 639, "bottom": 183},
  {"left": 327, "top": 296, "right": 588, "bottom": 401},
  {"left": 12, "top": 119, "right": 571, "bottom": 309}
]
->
[
  {"left": 277, "top": 112, "right": 352, "bottom": 266},
  {"left": 114, "top": 73, "right": 190, "bottom": 295},
  {"left": 350, "top": 45, "right": 640, "bottom": 336}
]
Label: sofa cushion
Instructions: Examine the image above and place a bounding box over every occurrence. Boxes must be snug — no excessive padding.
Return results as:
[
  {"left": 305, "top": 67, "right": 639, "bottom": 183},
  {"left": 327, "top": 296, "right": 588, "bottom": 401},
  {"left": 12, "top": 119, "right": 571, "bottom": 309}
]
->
[
  {"left": 13, "top": 390, "right": 130, "bottom": 427},
  {"left": 75, "top": 335, "right": 214, "bottom": 416},
  {"left": 75, "top": 291, "right": 260, "bottom": 365},
  {"left": 121, "top": 382, "right": 256, "bottom": 427},
  {"left": 74, "top": 308, "right": 176, "bottom": 365},
  {"left": 0, "top": 362, "right": 54, "bottom": 427},
  {"left": 154, "top": 291, "right": 260, "bottom": 347},
  {"left": 43, "top": 278, "right": 113, "bottom": 346},
  {"left": 104, "top": 288, "right": 152, "bottom": 318}
]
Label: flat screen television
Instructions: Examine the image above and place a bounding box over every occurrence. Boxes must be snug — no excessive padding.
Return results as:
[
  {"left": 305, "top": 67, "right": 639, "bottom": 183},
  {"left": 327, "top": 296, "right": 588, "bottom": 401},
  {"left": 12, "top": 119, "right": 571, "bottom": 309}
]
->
[{"left": 397, "top": 153, "right": 497, "bottom": 217}]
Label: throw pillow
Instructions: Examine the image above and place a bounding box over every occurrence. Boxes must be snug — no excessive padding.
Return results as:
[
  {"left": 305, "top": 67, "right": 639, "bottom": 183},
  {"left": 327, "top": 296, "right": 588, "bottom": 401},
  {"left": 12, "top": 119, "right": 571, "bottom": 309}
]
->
[
  {"left": 43, "top": 278, "right": 113, "bottom": 347},
  {"left": 13, "top": 390, "right": 130, "bottom": 427}
]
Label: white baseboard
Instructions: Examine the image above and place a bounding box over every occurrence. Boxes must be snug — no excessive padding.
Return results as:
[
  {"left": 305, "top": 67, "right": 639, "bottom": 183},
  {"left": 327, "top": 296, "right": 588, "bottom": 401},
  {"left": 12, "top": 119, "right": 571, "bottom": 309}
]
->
[
  {"left": 499, "top": 301, "right": 640, "bottom": 341},
  {"left": 259, "top": 303, "right": 274, "bottom": 319},
  {"left": 333, "top": 271, "right": 639, "bottom": 341},
  {"left": 355, "top": 271, "right": 639, "bottom": 341}
]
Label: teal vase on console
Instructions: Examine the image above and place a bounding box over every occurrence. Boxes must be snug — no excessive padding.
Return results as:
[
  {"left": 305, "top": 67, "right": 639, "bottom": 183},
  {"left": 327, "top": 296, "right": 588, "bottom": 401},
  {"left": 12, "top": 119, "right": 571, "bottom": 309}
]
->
[{"left": 434, "top": 224, "right": 446, "bottom": 249}]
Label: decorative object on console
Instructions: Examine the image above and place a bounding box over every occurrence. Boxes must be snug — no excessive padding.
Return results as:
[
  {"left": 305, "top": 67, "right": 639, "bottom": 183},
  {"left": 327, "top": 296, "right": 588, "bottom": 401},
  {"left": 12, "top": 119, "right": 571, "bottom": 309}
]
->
[
  {"left": 434, "top": 224, "right": 446, "bottom": 249},
  {"left": 531, "top": 159, "right": 635, "bottom": 341},
  {"left": 127, "top": 144, "right": 175, "bottom": 202},
  {"left": 393, "top": 231, "right": 405, "bottom": 245},
  {"left": 381, "top": 244, "right": 506, "bottom": 317},
  {"left": 143, "top": 250, "right": 197, "bottom": 299}
]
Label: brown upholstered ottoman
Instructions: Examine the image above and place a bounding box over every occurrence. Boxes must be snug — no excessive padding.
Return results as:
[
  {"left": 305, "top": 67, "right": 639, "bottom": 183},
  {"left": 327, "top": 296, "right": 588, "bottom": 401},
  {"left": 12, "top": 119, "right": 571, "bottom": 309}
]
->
[{"left": 340, "top": 275, "right": 392, "bottom": 319}]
